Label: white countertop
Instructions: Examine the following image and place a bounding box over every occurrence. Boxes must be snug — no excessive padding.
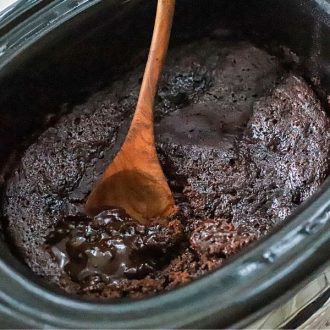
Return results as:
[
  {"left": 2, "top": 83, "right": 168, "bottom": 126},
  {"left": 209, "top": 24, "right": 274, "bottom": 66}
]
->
[{"left": 0, "top": 0, "right": 19, "bottom": 14}]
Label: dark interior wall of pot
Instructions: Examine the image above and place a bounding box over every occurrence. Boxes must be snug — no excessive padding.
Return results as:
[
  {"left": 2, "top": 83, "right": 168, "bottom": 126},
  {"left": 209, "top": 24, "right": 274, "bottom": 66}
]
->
[{"left": 0, "top": 0, "right": 329, "bottom": 240}]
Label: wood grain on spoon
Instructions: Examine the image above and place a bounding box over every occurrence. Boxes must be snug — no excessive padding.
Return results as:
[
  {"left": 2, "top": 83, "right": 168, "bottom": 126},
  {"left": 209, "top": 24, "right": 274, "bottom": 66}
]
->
[{"left": 85, "top": 0, "right": 177, "bottom": 224}]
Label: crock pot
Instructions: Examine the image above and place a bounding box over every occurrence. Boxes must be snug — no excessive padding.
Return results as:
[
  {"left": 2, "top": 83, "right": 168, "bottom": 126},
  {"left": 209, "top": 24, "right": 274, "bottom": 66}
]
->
[{"left": 0, "top": 0, "right": 329, "bottom": 328}]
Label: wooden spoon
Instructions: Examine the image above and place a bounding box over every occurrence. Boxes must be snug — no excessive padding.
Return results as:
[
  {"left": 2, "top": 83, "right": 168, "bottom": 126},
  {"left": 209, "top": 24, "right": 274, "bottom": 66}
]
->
[{"left": 85, "top": 0, "right": 177, "bottom": 224}]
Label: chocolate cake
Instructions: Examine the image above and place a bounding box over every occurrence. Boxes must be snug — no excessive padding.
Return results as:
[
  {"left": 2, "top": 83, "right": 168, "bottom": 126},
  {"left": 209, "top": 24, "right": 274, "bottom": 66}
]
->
[{"left": 3, "top": 38, "right": 330, "bottom": 299}]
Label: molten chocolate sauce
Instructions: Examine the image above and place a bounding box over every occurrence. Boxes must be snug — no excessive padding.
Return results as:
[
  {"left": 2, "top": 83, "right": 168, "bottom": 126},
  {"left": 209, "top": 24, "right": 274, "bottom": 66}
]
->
[{"left": 47, "top": 208, "right": 183, "bottom": 283}]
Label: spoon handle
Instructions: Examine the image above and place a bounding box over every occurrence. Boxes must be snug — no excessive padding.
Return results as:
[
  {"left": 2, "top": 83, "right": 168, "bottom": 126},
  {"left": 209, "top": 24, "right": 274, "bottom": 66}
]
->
[
  {"left": 85, "top": 0, "right": 177, "bottom": 220},
  {"left": 127, "top": 0, "right": 175, "bottom": 140}
]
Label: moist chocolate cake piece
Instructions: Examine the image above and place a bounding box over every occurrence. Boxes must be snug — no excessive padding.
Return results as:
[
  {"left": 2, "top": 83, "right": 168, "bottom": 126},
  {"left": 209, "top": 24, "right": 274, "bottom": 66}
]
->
[
  {"left": 190, "top": 219, "right": 256, "bottom": 258},
  {"left": 3, "top": 37, "right": 330, "bottom": 299},
  {"left": 167, "top": 75, "right": 330, "bottom": 230}
]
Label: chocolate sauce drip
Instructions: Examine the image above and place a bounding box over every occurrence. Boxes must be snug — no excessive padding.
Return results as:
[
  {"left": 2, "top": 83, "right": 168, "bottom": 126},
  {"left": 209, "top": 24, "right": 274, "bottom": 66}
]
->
[{"left": 47, "top": 208, "right": 183, "bottom": 284}]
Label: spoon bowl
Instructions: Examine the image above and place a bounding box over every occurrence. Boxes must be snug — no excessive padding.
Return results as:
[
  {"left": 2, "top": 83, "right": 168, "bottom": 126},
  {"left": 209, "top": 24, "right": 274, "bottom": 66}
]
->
[{"left": 86, "top": 170, "right": 175, "bottom": 223}]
